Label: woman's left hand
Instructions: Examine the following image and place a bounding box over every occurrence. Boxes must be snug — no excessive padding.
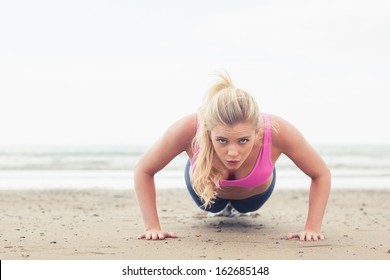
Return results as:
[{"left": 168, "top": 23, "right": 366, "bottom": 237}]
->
[{"left": 287, "top": 230, "right": 325, "bottom": 241}]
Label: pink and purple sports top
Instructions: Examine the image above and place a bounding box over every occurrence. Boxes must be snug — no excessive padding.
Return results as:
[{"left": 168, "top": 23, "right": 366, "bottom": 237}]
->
[{"left": 191, "top": 113, "right": 274, "bottom": 188}]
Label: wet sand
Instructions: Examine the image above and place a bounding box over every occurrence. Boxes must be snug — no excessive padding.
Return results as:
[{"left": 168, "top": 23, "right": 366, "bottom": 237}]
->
[{"left": 1, "top": 188, "right": 389, "bottom": 260}]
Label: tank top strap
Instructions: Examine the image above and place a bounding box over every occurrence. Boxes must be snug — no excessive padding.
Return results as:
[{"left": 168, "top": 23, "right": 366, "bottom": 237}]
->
[
  {"left": 190, "top": 114, "right": 200, "bottom": 168},
  {"left": 262, "top": 113, "right": 272, "bottom": 145}
]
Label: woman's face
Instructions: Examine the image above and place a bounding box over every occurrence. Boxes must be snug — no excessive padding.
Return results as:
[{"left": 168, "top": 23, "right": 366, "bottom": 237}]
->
[{"left": 210, "top": 121, "right": 257, "bottom": 171}]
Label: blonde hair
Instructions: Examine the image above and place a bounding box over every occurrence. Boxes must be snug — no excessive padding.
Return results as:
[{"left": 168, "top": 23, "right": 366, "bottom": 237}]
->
[{"left": 190, "top": 72, "right": 262, "bottom": 208}]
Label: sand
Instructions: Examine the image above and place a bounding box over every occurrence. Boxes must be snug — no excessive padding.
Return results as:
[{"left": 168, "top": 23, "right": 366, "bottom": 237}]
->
[{"left": 0, "top": 188, "right": 389, "bottom": 260}]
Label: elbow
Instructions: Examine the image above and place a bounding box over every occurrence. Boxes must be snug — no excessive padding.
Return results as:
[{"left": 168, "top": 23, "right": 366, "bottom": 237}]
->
[
  {"left": 319, "top": 166, "right": 332, "bottom": 190},
  {"left": 134, "top": 161, "right": 155, "bottom": 187},
  {"left": 322, "top": 165, "right": 331, "bottom": 180},
  {"left": 325, "top": 166, "right": 332, "bottom": 188},
  {"left": 134, "top": 163, "right": 147, "bottom": 181},
  {"left": 134, "top": 161, "right": 155, "bottom": 176},
  {"left": 311, "top": 165, "right": 331, "bottom": 188},
  {"left": 134, "top": 162, "right": 143, "bottom": 178}
]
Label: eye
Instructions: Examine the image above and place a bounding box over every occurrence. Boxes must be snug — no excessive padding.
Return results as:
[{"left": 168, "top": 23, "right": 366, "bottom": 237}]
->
[
  {"left": 217, "top": 138, "right": 227, "bottom": 144},
  {"left": 239, "top": 138, "right": 249, "bottom": 144}
]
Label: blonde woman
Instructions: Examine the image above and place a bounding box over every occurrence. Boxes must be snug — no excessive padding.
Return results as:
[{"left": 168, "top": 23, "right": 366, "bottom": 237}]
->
[{"left": 134, "top": 73, "right": 331, "bottom": 242}]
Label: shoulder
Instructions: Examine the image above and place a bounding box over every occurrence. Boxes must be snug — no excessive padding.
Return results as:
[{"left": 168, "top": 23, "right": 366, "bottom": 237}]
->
[
  {"left": 165, "top": 113, "right": 197, "bottom": 139},
  {"left": 267, "top": 114, "right": 329, "bottom": 179},
  {"left": 159, "top": 113, "right": 197, "bottom": 151},
  {"left": 268, "top": 114, "right": 293, "bottom": 132},
  {"left": 268, "top": 114, "right": 306, "bottom": 152},
  {"left": 136, "top": 113, "right": 197, "bottom": 174}
]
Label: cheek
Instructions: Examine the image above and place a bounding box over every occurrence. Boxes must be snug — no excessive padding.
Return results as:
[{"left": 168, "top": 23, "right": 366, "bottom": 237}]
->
[
  {"left": 211, "top": 142, "right": 224, "bottom": 156},
  {"left": 242, "top": 143, "right": 255, "bottom": 157},
  {"left": 211, "top": 142, "right": 229, "bottom": 161}
]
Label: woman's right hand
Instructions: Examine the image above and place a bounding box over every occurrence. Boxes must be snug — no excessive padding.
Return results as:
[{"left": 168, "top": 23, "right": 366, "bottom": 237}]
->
[{"left": 137, "top": 229, "right": 177, "bottom": 241}]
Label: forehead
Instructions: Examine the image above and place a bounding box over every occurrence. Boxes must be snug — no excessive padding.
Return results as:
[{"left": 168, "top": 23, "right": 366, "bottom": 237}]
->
[{"left": 210, "top": 121, "right": 255, "bottom": 138}]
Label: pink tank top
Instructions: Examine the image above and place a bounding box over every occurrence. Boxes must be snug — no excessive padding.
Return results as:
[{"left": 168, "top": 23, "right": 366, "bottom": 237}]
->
[{"left": 191, "top": 113, "right": 274, "bottom": 188}]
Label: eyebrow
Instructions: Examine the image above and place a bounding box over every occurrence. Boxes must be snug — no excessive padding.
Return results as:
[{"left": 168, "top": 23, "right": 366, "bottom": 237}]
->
[{"left": 215, "top": 136, "right": 252, "bottom": 140}]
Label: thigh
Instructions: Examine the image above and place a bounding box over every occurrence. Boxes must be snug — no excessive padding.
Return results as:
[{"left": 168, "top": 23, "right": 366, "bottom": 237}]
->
[
  {"left": 230, "top": 168, "right": 276, "bottom": 213},
  {"left": 184, "top": 160, "right": 229, "bottom": 213}
]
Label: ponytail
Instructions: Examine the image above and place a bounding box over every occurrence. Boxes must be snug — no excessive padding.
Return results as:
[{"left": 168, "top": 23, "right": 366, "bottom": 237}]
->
[{"left": 190, "top": 72, "right": 261, "bottom": 207}]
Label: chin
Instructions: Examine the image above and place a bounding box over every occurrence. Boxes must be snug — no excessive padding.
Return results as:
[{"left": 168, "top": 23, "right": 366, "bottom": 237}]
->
[{"left": 225, "top": 163, "right": 242, "bottom": 170}]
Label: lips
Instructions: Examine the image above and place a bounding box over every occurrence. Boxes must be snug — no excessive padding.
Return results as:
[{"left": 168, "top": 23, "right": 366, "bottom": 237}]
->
[{"left": 227, "top": 160, "right": 239, "bottom": 165}]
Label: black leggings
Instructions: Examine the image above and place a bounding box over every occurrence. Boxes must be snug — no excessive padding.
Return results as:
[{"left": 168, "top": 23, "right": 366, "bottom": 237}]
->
[{"left": 184, "top": 160, "right": 276, "bottom": 213}]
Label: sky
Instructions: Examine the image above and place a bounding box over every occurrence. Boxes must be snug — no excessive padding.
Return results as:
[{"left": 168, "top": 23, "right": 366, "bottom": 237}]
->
[{"left": 1, "top": 0, "right": 389, "bottom": 147}]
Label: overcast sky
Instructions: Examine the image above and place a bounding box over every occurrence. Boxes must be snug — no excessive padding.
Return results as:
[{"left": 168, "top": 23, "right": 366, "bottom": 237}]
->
[{"left": 1, "top": 0, "right": 389, "bottom": 147}]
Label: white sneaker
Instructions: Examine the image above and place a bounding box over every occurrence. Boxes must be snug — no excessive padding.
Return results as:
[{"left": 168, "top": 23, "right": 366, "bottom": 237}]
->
[{"left": 207, "top": 203, "right": 251, "bottom": 217}]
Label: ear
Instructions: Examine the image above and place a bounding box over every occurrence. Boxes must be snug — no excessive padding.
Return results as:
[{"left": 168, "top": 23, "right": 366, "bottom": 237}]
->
[
  {"left": 208, "top": 130, "right": 212, "bottom": 142},
  {"left": 255, "top": 128, "right": 263, "bottom": 144}
]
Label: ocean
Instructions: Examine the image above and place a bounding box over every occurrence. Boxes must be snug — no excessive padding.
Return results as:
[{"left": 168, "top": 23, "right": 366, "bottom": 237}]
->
[{"left": 0, "top": 145, "right": 389, "bottom": 190}]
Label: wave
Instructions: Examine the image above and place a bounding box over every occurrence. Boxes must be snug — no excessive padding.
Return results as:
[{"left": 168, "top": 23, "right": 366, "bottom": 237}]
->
[{"left": 0, "top": 145, "right": 389, "bottom": 189}]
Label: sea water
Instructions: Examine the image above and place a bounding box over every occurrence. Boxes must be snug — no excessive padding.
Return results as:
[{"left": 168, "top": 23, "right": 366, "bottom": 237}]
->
[{"left": 0, "top": 145, "right": 389, "bottom": 190}]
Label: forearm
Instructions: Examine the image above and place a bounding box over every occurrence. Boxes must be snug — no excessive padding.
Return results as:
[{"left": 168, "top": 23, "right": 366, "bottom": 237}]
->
[
  {"left": 305, "top": 171, "right": 331, "bottom": 232},
  {"left": 134, "top": 169, "right": 161, "bottom": 231}
]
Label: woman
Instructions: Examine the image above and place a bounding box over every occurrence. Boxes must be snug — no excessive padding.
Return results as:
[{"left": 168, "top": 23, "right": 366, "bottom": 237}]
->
[{"left": 134, "top": 73, "right": 331, "bottom": 242}]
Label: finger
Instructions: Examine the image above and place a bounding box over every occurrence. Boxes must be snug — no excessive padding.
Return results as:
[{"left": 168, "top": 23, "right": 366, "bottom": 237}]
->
[
  {"left": 151, "top": 232, "right": 158, "bottom": 240},
  {"left": 306, "top": 233, "right": 314, "bottom": 241},
  {"left": 167, "top": 232, "right": 177, "bottom": 238},
  {"left": 287, "top": 233, "right": 297, "bottom": 239},
  {"left": 158, "top": 232, "right": 165, "bottom": 240},
  {"left": 287, "top": 233, "right": 301, "bottom": 240},
  {"left": 138, "top": 233, "right": 145, "bottom": 240}
]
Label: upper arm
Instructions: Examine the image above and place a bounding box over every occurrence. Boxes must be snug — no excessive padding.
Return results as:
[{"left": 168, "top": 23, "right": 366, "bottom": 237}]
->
[
  {"left": 135, "top": 113, "right": 197, "bottom": 176},
  {"left": 272, "top": 115, "right": 329, "bottom": 180}
]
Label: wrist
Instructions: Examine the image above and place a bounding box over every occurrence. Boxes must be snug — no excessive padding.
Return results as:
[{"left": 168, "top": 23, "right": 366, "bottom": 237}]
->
[
  {"left": 304, "top": 224, "right": 321, "bottom": 233},
  {"left": 145, "top": 225, "right": 161, "bottom": 231}
]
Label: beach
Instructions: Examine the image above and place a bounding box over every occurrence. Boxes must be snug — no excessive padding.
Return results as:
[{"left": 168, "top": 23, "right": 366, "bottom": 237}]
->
[{"left": 1, "top": 188, "right": 389, "bottom": 260}]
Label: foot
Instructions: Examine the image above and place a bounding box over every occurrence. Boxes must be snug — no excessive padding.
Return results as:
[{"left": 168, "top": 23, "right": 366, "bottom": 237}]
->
[{"left": 207, "top": 203, "right": 251, "bottom": 217}]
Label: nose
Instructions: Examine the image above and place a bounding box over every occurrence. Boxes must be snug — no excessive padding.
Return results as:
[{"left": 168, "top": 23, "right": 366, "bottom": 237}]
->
[{"left": 227, "top": 145, "right": 239, "bottom": 158}]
